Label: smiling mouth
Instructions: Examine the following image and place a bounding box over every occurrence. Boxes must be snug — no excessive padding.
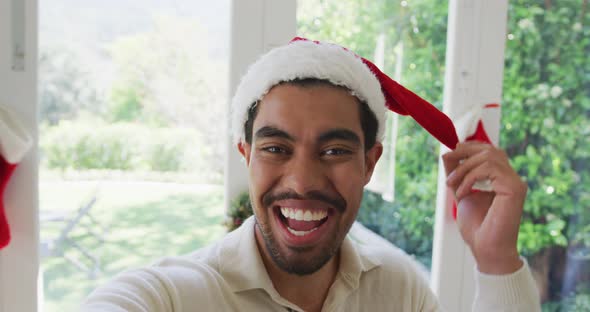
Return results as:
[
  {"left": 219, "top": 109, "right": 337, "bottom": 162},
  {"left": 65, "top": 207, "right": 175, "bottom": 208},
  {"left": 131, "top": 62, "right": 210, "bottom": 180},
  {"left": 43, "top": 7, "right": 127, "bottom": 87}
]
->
[{"left": 276, "top": 207, "right": 329, "bottom": 237}]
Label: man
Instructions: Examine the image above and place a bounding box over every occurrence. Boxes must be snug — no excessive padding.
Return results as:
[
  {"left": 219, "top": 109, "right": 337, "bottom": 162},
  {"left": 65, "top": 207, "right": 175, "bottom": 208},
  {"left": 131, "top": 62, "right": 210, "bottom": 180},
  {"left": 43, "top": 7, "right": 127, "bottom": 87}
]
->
[{"left": 82, "top": 38, "right": 540, "bottom": 311}]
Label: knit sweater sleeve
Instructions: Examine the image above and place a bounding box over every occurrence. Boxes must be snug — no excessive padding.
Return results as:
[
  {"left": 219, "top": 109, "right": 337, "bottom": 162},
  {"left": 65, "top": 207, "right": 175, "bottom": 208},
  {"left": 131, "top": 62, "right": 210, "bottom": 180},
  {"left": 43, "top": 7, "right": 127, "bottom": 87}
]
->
[
  {"left": 472, "top": 258, "right": 541, "bottom": 311},
  {"left": 80, "top": 268, "right": 179, "bottom": 312}
]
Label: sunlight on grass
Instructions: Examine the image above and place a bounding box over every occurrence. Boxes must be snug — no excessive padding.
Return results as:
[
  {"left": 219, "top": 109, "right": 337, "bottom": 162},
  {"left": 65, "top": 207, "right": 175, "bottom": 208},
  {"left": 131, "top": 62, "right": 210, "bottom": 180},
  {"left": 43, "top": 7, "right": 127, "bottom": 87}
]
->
[{"left": 40, "top": 180, "right": 226, "bottom": 312}]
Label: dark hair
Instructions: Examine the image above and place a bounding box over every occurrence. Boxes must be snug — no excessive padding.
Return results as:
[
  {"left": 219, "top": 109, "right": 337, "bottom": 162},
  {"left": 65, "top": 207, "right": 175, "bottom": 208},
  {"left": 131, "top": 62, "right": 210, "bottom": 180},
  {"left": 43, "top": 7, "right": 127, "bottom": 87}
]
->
[{"left": 243, "top": 78, "right": 378, "bottom": 150}]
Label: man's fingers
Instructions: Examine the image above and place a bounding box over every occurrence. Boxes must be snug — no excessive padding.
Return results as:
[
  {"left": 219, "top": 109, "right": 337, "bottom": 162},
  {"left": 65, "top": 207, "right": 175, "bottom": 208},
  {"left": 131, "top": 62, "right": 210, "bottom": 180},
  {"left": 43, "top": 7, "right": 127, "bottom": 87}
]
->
[
  {"left": 454, "top": 162, "right": 492, "bottom": 199},
  {"left": 446, "top": 149, "right": 489, "bottom": 188},
  {"left": 442, "top": 142, "right": 493, "bottom": 176},
  {"left": 443, "top": 142, "right": 514, "bottom": 199}
]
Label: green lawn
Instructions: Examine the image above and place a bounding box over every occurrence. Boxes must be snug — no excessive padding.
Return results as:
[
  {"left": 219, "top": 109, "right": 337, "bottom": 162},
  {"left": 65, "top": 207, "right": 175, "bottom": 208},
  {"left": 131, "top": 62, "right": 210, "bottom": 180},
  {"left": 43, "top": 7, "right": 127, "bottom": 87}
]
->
[{"left": 40, "top": 179, "right": 226, "bottom": 312}]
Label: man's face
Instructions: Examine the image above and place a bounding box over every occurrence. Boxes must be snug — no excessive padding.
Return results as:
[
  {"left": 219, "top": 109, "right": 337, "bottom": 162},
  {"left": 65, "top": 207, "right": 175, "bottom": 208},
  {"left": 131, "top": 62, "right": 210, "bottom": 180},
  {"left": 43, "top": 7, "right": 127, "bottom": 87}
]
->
[{"left": 238, "top": 83, "right": 382, "bottom": 275}]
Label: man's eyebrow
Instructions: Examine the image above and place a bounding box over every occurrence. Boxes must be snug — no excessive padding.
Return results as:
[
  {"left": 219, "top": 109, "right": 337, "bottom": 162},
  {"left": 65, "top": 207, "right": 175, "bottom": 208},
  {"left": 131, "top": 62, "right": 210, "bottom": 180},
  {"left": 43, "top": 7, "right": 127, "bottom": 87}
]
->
[
  {"left": 318, "top": 129, "right": 361, "bottom": 145},
  {"left": 254, "top": 126, "right": 294, "bottom": 141}
]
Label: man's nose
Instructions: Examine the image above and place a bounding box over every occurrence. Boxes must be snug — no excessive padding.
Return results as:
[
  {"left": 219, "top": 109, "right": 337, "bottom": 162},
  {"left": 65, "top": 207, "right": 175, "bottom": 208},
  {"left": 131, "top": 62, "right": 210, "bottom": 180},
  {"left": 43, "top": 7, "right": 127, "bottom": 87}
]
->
[{"left": 282, "top": 153, "right": 327, "bottom": 195}]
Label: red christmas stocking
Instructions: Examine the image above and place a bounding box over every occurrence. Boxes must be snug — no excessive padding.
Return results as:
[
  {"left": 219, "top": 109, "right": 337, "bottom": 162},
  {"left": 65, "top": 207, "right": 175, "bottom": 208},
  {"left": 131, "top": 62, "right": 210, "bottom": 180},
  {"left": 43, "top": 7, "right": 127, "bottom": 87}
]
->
[
  {"left": 0, "top": 106, "right": 32, "bottom": 249},
  {"left": 0, "top": 157, "right": 18, "bottom": 248}
]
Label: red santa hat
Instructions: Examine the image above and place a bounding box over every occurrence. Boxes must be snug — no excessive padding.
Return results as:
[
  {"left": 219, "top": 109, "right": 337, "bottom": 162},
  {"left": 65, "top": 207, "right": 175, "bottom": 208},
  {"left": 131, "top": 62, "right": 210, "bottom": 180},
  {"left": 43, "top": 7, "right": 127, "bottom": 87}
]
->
[
  {"left": 231, "top": 37, "right": 459, "bottom": 149},
  {"left": 0, "top": 105, "right": 33, "bottom": 249}
]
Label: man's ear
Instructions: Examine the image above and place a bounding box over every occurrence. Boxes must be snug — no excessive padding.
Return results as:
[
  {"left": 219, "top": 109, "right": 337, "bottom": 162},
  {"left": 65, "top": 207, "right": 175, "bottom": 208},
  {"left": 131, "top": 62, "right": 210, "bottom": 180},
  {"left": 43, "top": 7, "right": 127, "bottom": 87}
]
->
[
  {"left": 364, "top": 142, "right": 383, "bottom": 185},
  {"left": 237, "top": 141, "right": 251, "bottom": 166}
]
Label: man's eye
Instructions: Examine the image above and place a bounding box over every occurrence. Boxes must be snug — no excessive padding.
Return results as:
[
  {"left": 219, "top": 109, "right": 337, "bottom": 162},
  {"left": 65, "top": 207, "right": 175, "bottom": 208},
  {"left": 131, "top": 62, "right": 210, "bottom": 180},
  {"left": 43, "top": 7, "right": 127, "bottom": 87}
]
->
[
  {"left": 262, "top": 146, "right": 286, "bottom": 154},
  {"left": 322, "top": 148, "right": 352, "bottom": 156}
]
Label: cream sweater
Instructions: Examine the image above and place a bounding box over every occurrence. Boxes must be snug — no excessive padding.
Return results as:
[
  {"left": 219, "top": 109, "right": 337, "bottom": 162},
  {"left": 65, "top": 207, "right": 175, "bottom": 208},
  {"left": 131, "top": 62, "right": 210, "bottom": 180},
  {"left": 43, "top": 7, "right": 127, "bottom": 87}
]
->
[{"left": 82, "top": 217, "right": 540, "bottom": 311}]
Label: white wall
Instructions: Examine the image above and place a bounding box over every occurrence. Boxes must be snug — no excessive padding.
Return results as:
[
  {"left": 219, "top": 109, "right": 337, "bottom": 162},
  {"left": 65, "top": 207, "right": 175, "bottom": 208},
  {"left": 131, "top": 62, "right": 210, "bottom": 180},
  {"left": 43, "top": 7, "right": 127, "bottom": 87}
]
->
[{"left": 0, "top": 0, "right": 39, "bottom": 311}]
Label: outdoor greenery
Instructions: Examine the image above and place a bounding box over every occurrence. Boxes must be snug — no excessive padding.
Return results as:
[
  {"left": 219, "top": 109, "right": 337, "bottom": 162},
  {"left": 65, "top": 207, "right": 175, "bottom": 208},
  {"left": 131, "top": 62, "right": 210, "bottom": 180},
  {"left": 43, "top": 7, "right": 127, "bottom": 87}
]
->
[
  {"left": 299, "top": 0, "right": 590, "bottom": 307},
  {"left": 40, "top": 182, "right": 225, "bottom": 312},
  {"left": 38, "top": 15, "right": 227, "bottom": 181},
  {"left": 503, "top": 0, "right": 590, "bottom": 307},
  {"left": 542, "top": 285, "right": 590, "bottom": 311},
  {"left": 40, "top": 120, "right": 221, "bottom": 181},
  {"left": 224, "top": 191, "right": 253, "bottom": 232},
  {"left": 38, "top": 47, "right": 104, "bottom": 125},
  {"left": 505, "top": 0, "right": 590, "bottom": 257},
  {"left": 38, "top": 6, "right": 229, "bottom": 311},
  {"left": 356, "top": 189, "right": 434, "bottom": 268}
]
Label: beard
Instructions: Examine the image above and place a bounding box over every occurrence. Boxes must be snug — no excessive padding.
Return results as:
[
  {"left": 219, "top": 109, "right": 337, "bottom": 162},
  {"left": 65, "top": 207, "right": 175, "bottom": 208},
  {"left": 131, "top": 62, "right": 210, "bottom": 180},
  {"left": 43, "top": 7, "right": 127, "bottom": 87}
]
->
[
  {"left": 255, "top": 218, "right": 340, "bottom": 275},
  {"left": 254, "top": 190, "right": 348, "bottom": 276}
]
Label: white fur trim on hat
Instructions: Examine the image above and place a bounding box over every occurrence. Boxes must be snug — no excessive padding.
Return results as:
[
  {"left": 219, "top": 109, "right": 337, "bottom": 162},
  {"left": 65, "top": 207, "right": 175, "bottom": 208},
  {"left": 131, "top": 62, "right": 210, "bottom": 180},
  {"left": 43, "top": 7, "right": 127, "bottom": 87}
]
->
[
  {"left": 0, "top": 105, "right": 32, "bottom": 164},
  {"left": 231, "top": 40, "right": 387, "bottom": 144}
]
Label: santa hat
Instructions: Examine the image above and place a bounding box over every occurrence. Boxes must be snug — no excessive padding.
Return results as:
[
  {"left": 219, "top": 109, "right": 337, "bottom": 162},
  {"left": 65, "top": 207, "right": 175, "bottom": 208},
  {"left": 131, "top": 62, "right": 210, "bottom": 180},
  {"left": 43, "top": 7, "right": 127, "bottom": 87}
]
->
[
  {"left": 0, "top": 105, "right": 33, "bottom": 249},
  {"left": 231, "top": 37, "right": 459, "bottom": 149}
]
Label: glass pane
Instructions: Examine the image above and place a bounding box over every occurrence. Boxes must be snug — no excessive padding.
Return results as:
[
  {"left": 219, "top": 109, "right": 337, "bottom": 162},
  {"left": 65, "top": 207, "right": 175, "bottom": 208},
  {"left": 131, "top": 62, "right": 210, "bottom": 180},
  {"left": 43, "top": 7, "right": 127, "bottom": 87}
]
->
[
  {"left": 502, "top": 1, "right": 590, "bottom": 310},
  {"left": 38, "top": 1, "right": 229, "bottom": 311},
  {"left": 297, "top": 0, "right": 449, "bottom": 272}
]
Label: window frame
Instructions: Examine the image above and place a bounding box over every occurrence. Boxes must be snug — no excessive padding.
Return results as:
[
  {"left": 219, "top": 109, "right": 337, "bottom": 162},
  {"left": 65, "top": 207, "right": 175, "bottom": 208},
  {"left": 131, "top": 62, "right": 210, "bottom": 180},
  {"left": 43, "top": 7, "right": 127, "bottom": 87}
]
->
[
  {"left": 224, "top": 0, "right": 296, "bottom": 209},
  {"left": 432, "top": 0, "right": 509, "bottom": 310},
  {"left": 0, "top": 0, "right": 39, "bottom": 311}
]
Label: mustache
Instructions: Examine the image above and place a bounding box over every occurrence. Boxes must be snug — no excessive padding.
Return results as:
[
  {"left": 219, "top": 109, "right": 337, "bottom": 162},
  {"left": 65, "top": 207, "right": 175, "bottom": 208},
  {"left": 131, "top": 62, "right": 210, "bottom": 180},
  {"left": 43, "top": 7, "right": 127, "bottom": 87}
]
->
[{"left": 262, "top": 190, "right": 346, "bottom": 213}]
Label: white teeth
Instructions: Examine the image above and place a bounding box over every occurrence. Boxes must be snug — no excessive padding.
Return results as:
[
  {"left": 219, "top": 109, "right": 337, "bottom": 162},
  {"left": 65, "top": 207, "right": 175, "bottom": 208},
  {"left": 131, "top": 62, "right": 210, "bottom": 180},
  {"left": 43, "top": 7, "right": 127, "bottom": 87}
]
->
[
  {"left": 279, "top": 208, "right": 327, "bottom": 236},
  {"left": 287, "top": 226, "right": 319, "bottom": 236},
  {"left": 312, "top": 210, "right": 327, "bottom": 220},
  {"left": 303, "top": 210, "right": 312, "bottom": 221},
  {"left": 280, "top": 207, "right": 328, "bottom": 221}
]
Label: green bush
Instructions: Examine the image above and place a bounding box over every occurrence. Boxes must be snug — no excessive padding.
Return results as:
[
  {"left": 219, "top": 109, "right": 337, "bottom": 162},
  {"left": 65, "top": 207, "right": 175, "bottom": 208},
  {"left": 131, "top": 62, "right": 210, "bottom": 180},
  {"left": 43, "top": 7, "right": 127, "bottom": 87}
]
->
[
  {"left": 356, "top": 189, "right": 434, "bottom": 268},
  {"left": 144, "top": 128, "right": 203, "bottom": 172},
  {"left": 502, "top": 0, "right": 590, "bottom": 258},
  {"left": 40, "top": 121, "right": 208, "bottom": 173},
  {"left": 42, "top": 122, "right": 139, "bottom": 170},
  {"left": 108, "top": 85, "right": 144, "bottom": 123},
  {"left": 542, "top": 284, "right": 590, "bottom": 312},
  {"left": 224, "top": 192, "right": 253, "bottom": 232}
]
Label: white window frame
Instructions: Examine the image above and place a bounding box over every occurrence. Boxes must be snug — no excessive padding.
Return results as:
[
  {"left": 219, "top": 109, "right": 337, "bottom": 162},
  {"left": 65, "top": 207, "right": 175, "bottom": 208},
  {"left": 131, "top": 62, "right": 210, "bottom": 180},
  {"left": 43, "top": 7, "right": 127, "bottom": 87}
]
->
[
  {"left": 432, "top": 0, "right": 509, "bottom": 310},
  {"left": 0, "top": 0, "right": 39, "bottom": 311},
  {"left": 224, "top": 0, "right": 297, "bottom": 208}
]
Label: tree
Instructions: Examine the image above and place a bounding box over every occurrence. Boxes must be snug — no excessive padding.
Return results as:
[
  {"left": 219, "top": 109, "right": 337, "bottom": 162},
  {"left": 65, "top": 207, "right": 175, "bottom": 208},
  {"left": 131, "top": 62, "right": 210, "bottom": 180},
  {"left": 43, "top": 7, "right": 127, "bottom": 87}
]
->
[
  {"left": 108, "top": 15, "right": 228, "bottom": 175},
  {"left": 502, "top": 0, "right": 590, "bottom": 302},
  {"left": 38, "top": 46, "right": 104, "bottom": 125}
]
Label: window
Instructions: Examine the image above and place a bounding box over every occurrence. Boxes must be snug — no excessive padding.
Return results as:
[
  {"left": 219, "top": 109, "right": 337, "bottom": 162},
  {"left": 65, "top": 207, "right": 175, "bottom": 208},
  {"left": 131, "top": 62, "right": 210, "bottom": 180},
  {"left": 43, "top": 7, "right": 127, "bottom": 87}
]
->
[{"left": 38, "top": 1, "right": 229, "bottom": 310}]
